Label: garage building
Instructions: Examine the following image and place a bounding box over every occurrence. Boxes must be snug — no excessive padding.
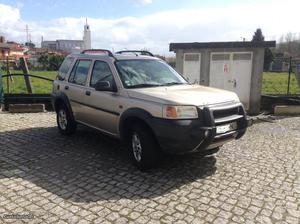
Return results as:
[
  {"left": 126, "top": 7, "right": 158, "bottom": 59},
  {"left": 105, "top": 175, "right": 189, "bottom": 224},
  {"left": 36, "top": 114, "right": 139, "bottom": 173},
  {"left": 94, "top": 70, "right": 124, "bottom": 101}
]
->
[{"left": 170, "top": 41, "right": 276, "bottom": 114}]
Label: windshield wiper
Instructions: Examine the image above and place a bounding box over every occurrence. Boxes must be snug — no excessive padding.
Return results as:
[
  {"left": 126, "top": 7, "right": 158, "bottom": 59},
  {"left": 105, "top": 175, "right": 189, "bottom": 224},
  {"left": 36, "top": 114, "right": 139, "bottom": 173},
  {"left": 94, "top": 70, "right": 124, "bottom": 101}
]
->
[
  {"left": 127, "top": 83, "right": 162, "bottom": 89},
  {"left": 163, "top": 82, "right": 185, "bottom": 86}
]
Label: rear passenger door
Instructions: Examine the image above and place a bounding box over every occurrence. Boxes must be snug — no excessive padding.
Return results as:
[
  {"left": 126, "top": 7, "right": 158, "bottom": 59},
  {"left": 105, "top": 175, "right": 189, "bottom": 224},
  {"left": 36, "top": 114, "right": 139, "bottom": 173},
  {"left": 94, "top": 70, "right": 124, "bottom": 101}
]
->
[{"left": 65, "top": 59, "right": 92, "bottom": 122}]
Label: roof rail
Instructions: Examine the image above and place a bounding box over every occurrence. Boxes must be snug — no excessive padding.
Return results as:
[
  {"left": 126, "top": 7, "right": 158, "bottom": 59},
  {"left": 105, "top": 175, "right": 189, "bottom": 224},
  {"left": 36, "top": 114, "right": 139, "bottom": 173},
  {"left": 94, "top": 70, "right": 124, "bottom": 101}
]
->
[
  {"left": 81, "top": 49, "right": 114, "bottom": 57},
  {"left": 115, "top": 50, "right": 154, "bottom": 57}
]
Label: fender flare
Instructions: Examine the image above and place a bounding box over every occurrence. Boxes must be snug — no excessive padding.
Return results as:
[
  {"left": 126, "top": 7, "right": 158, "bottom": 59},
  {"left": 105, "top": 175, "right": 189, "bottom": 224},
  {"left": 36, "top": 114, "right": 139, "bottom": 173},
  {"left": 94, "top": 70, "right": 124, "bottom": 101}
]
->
[
  {"left": 51, "top": 92, "right": 74, "bottom": 120},
  {"left": 119, "top": 108, "right": 155, "bottom": 140}
]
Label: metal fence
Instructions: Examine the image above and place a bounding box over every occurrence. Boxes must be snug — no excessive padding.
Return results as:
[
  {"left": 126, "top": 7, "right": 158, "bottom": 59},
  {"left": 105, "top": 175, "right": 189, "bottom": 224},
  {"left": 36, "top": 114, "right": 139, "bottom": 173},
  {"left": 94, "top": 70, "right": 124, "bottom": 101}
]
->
[{"left": 262, "top": 57, "right": 300, "bottom": 95}]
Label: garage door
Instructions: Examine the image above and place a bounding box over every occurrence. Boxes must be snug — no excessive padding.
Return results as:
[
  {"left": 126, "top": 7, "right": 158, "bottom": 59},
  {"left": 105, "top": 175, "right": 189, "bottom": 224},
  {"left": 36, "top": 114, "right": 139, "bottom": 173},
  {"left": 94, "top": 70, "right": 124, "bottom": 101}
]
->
[
  {"left": 209, "top": 52, "right": 252, "bottom": 109},
  {"left": 183, "top": 53, "right": 201, "bottom": 84}
]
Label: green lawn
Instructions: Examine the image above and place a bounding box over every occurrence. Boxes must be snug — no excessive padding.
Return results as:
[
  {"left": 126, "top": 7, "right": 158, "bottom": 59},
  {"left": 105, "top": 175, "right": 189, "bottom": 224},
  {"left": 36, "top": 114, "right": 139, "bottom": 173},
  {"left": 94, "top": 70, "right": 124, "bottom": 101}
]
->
[
  {"left": 262, "top": 72, "right": 300, "bottom": 95},
  {"left": 1, "top": 70, "right": 300, "bottom": 95},
  {"left": 2, "top": 70, "right": 56, "bottom": 94}
]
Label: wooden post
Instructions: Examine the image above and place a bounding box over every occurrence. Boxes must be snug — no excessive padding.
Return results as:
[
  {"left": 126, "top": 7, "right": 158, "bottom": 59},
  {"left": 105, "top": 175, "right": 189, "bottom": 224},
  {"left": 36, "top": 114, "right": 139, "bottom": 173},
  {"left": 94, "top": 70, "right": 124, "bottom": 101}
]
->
[
  {"left": 6, "top": 56, "right": 9, "bottom": 94},
  {"left": 19, "top": 57, "right": 33, "bottom": 94},
  {"left": 287, "top": 57, "right": 292, "bottom": 95}
]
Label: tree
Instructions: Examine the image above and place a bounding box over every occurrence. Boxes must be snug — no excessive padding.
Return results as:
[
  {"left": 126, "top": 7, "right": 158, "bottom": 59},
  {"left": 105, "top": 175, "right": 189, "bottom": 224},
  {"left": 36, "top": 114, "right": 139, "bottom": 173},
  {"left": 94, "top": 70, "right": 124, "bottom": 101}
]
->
[
  {"left": 275, "top": 33, "right": 300, "bottom": 58},
  {"left": 264, "top": 48, "right": 273, "bottom": 71},
  {"left": 48, "top": 54, "right": 64, "bottom": 71},
  {"left": 251, "top": 28, "right": 273, "bottom": 70},
  {"left": 38, "top": 53, "right": 49, "bottom": 70},
  {"left": 252, "top": 28, "right": 265, "bottom": 42},
  {"left": 38, "top": 53, "right": 65, "bottom": 71}
]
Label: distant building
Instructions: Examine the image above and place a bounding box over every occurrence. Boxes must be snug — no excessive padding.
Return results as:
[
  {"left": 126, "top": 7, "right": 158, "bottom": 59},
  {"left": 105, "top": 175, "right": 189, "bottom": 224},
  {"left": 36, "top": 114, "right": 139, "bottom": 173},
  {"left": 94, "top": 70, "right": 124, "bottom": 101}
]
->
[
  {"left": 0, "top": 36, "right": 27, "bottom": 61},
  {"left": 269, "top": 53, "right": 291, "bottom": 72},
  {"left": 41, "top": 41, "right": 57, "bottom": 50},
  {"left": 269, "top": 59, "right": 289, "bottom": 72},
  {"left": 41, "top": 20, "right": 92, "bottom": 54},
  {"left": 57, "top": 39, "right": 84, "bottom": 53}
]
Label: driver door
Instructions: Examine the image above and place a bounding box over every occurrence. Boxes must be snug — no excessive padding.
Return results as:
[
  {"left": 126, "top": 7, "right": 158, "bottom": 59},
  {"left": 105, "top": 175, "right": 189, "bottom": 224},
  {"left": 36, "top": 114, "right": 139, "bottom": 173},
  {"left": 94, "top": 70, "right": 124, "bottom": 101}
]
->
[{"left": 82, "top": 60, "right": 120, "bottom": 135}]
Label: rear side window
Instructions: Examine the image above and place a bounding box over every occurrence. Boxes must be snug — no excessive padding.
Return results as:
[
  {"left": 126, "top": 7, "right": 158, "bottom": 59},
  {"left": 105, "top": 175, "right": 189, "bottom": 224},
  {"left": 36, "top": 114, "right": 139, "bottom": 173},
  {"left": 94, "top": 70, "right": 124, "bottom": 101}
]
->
[
  {"left": 58, "top": 57, "right": 74, "bottom": 80},
  {"left": 68, "top": 59, "right": 92, "bottom": 86}
]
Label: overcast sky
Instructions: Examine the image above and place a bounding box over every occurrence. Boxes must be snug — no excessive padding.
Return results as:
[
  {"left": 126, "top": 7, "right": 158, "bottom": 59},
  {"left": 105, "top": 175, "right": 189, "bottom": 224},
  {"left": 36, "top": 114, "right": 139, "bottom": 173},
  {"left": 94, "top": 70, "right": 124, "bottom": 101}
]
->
[{"left": 0, "top": 0, "right": 298, "bottom": 55}]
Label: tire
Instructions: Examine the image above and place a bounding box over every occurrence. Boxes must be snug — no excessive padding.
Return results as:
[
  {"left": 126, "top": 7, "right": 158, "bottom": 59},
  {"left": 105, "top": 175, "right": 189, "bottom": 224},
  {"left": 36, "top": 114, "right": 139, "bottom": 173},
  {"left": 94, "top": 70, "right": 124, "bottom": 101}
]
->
[
  {"left": 56, "top": 103, "right": 77, "bottom": 135},
  {"left": 129, "top": 123, "right": 161, "bottom": 171}
]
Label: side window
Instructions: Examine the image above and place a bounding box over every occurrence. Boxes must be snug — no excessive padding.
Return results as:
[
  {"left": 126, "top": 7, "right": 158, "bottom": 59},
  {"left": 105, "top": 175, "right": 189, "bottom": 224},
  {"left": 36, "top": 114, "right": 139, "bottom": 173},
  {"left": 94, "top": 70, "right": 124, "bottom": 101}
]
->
[
  {"left": 58, "top": 57, "right": 74, "bottom": 80},
  {"left": 68, "top": 59, "right": 92, "bottom": 86},
  {"left": 90, "top": 61, "right": 113, "bottom": 88}
]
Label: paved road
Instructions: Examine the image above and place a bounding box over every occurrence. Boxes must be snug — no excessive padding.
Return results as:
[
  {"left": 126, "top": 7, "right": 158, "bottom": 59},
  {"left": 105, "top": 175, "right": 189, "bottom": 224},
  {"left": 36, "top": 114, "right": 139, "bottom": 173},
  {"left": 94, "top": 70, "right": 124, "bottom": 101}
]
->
[{"left": 0, "top": 112, "right": 299, "bottom": 224}]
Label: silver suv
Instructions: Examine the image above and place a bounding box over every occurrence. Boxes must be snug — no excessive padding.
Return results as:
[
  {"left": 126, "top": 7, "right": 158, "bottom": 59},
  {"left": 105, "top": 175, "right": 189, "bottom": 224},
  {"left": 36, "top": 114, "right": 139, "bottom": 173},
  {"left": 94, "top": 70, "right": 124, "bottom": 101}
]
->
[{"left": 52, "top": 49, "right": 250, "bottom": 170}]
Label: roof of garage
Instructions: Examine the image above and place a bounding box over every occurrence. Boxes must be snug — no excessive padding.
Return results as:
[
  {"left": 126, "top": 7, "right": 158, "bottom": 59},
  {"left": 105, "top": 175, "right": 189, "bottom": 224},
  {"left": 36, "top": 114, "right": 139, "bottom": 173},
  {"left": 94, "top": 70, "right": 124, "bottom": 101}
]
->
[{"left": 169, "top": 41, "right": 276, "bottom": 51}]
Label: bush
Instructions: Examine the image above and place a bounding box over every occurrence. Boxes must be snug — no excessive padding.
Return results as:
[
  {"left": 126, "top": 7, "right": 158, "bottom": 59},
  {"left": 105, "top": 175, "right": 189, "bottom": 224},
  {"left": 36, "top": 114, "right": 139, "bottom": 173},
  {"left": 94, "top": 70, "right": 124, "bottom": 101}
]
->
[{"left": 38, "top": 53, "right": 65, "bottom": 71}]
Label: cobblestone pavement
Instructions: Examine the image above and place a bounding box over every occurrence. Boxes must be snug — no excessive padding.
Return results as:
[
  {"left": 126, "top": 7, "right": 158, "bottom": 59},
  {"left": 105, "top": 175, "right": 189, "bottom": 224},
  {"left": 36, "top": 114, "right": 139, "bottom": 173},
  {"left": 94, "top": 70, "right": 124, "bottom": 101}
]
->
[{"left": 0, "top": 112, "right": 299, "bottom": 224}]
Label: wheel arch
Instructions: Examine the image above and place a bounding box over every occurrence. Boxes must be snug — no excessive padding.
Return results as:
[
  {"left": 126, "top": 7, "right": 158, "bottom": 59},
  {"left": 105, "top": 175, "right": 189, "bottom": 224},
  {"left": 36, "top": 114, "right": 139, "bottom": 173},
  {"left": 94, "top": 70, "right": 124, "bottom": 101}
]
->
[
  {"left": 119, "top": 108, "right": 157, "bottom": 141},
  {"left": 52, "top": 92, "right": 74, "bottom": 120}
]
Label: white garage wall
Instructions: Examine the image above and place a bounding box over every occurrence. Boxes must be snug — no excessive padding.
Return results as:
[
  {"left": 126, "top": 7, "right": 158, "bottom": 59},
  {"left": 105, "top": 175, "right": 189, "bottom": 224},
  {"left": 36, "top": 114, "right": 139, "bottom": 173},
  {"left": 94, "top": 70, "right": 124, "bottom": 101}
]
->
[
  {"left": 183, "top": 53, "right": 201, "bottom": 84},
  {"left": 209, "top": 52, "right": 252, "bottom": 109}
]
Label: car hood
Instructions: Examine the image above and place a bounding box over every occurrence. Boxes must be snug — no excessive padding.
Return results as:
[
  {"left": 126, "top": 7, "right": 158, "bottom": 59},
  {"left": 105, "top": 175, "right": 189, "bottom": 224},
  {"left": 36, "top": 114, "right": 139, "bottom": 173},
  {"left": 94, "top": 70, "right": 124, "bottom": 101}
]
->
[{"left": 127, "top": 84, "right": 240, "bottom": 106}]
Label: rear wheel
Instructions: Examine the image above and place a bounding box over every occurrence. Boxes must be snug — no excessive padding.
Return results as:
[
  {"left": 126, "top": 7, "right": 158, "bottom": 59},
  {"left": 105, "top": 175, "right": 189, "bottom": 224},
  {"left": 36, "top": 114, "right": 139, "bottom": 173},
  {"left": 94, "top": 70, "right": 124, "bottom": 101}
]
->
[
  {"left": 56, "top": 104, "right": 77, "bottom": 135},
  {"left": 129, "top": 124, "right": 161, "bottom": 171}
]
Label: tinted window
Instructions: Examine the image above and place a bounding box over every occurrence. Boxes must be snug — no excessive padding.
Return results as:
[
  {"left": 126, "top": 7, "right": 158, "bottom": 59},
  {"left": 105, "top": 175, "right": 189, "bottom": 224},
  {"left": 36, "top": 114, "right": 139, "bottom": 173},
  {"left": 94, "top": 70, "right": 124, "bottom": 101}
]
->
[
  {"left": 68, "top": 60, "right": 92, "bottom": 86},
  {"left": 90, "top": 61, "right": 113, "bottom": 88},
  {"left": 58, "top": 57, "right": 74, "bottom": 80}
]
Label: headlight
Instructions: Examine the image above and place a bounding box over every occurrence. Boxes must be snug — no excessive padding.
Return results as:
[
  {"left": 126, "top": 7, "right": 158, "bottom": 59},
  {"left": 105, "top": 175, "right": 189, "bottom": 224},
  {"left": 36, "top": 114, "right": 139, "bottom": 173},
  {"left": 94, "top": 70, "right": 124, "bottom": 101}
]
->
[{"left": 162, "top": 105, "right": 198, "bottom": 119}]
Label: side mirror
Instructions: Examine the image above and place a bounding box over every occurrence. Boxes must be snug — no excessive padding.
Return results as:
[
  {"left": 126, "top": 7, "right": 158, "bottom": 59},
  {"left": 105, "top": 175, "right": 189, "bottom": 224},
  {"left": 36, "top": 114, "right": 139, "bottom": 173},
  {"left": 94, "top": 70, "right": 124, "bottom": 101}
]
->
[
  {"left": 94, "top": 81, "right": 116, "bottom": 92},
  {"left": 57, "top": 74, "right": 65, "bottom": 81}
]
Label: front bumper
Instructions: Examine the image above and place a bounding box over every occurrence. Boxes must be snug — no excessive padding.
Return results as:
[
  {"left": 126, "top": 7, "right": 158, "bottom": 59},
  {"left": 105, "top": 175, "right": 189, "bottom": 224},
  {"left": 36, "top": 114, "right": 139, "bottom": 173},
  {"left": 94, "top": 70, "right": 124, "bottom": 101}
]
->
[{"left": 148, "top": 103, "right": 251, "bottom": 154}]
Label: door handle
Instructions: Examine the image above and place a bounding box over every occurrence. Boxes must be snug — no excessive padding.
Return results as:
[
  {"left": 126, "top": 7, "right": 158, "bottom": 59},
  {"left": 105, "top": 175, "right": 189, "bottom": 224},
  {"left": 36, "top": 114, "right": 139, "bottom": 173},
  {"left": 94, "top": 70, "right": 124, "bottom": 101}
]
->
[
  {"left": 85, "top": 91, "right": 91, "bottom": 96},
  {"left": 65, "top": 86, "right": 69, "bottom": 90},
  {"left": 233, "top": 79, "right": 237, "bottom": 87}
]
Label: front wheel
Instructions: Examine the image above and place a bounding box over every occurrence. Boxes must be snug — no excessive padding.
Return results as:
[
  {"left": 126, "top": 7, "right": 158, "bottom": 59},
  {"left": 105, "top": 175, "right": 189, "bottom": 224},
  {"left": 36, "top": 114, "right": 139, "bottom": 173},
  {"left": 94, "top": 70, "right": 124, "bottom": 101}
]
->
[
  {"left": 56, "top": 104, "right": 77, "bottom": 135},
  {"left": 129, "top": 124, "right": 161, "bottom": 171}
]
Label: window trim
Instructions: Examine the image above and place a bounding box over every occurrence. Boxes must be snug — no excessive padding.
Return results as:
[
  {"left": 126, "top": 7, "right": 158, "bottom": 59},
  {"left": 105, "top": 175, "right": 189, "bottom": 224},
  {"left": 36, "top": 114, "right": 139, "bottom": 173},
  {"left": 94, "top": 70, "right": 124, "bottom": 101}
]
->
[
  {"left": 68, "top": 59, "right": 92, "bottom": 86},
  {"left": 57, "top": 56, "right": 75, "bottom": 81}
]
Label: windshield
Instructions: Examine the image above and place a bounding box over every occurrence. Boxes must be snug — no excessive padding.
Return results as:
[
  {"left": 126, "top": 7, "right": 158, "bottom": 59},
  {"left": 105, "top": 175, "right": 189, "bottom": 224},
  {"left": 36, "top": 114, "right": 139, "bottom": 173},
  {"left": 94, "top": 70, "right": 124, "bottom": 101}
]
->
[{"left": 115, "top": 59, "right": 188, "bottom": 88}]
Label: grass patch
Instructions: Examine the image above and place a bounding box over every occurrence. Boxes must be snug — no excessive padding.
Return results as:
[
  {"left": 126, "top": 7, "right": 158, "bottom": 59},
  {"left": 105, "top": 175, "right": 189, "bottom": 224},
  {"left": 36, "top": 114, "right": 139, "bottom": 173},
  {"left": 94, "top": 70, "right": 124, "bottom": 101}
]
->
[
  {"left": 2, "top": 70, "right": 56, "bottom": 94},
  {"left": 262, "top": 72, "right": 300, "bottom": 95},
  {"left": 1, "top": 70, "right": 299, "bottom": 95}
]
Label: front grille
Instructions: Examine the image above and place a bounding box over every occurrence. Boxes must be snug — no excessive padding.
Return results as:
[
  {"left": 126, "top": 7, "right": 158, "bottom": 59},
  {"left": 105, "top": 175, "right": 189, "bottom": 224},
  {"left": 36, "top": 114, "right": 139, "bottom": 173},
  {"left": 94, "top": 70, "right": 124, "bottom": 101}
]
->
[
  {"left": 210, "top": 104, "right": 244, "bottom": 125},
  {"left": 213, "top": 107, "right": 239, "bottom": 119}
]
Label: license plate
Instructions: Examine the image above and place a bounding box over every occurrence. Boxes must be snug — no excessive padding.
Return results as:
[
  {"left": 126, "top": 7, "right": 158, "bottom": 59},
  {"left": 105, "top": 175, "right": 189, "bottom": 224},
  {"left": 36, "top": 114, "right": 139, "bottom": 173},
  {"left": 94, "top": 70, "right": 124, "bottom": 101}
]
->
[{"left": 216, "top": 122, "right": 237, "bottom": 134}]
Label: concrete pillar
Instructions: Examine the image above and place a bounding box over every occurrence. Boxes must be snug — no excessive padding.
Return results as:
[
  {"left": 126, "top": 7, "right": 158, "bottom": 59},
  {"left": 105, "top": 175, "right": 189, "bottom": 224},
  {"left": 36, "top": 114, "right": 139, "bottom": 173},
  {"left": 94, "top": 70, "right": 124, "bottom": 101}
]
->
[{"left": 249, "top": 48, "right": 264, "bottom": 114}]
